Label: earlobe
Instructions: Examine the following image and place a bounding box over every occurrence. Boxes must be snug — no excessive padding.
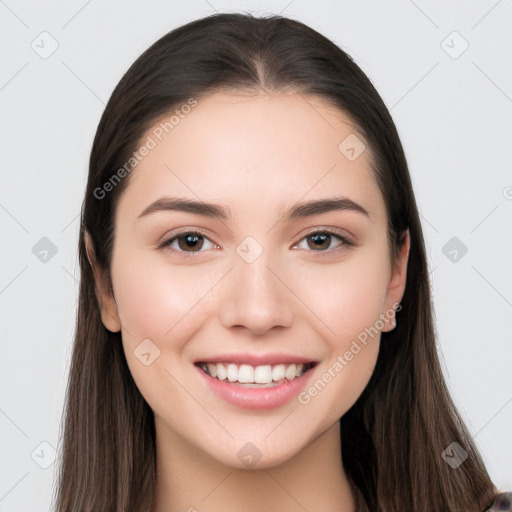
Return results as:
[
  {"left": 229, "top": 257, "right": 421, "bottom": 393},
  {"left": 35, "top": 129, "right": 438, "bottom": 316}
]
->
[
  {"left": 84, "top": 231, "right": 122, "bottom": 333},
  {"left": 382, "top": 229, "right": 410, "bottom": 332}
]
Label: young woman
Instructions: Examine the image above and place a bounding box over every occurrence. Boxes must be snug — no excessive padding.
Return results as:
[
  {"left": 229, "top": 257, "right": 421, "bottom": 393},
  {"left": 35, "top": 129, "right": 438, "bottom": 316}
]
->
[{"left": 54, "top": 12, "right": 510, "bottom": 512}]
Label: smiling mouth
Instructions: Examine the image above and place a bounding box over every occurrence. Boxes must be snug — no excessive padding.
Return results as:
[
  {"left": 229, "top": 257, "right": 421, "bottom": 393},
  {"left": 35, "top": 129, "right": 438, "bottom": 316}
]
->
[{"left": 196, "top": 361, "right": 316, "bottom": 387}]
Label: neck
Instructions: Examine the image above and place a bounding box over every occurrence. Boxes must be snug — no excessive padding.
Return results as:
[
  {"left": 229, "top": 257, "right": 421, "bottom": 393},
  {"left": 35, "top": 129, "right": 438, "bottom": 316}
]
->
[{"left": 152, "top": 420, "right": 355, "bottom": 512}]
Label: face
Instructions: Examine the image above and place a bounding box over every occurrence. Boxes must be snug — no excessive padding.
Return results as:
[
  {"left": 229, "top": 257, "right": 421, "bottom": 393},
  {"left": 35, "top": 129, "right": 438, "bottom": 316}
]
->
[{"left": 87, "top": 91, "right": 408, "bottom": 469}]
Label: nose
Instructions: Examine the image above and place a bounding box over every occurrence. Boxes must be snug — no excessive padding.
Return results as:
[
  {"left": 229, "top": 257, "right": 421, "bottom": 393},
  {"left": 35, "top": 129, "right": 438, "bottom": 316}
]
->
[{"left": 218, "top": 250, "right": 295, "bottom": 336}]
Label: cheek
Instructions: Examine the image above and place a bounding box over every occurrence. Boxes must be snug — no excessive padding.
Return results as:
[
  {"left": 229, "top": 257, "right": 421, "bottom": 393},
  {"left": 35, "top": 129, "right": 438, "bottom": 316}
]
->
[
  {"left": 293, "top": 249, "right": 390, "bottom": 343},
  {"left": 110, "top": 251, "right": 230, "bottom": 404},
  {"left": 291, "top": 249, "right": 388, "bottom": 418},
  {"left": 110, "top": 251, "right": 219, "bottom": 417},
  {"left": 111, "top": 251, "right": 222, "bottom": 342}
]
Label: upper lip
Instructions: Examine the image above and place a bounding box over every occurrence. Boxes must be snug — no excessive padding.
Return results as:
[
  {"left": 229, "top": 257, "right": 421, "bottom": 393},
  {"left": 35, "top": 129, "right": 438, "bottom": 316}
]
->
[{"left": 195, "top": 353, "right": 317, "bottom": 366}]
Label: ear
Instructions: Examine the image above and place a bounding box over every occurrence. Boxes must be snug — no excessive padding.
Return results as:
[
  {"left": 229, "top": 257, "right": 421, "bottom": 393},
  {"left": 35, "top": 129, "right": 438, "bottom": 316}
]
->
[
  {"left": 382, "top": 229, "right": 410, "bottom": 332},
  {"left": 84, "top": 231, "right": 122, "bottom": 333}
]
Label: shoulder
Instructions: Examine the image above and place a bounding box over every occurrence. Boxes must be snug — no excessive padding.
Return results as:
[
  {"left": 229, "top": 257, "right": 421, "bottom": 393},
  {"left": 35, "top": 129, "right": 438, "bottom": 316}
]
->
[{"left": 485, "top": 492, "right": 512, "bottom": 512}]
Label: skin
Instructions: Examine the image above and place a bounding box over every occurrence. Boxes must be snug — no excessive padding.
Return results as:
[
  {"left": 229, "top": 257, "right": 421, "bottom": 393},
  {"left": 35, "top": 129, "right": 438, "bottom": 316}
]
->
[{"left": 86, "top": 91, "right": 409, "bottom": 512}]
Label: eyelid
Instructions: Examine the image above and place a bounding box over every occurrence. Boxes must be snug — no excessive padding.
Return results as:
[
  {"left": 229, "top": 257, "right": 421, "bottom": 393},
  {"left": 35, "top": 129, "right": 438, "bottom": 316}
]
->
[
  {"left": 294, "top": 226, "right": 355, "bottom": 243},
  {"left": 155, "top": 228, "right": 219, "bottom": 257},
  {"left": 290, "top": 227, "right": 355, "bottom": 254}
]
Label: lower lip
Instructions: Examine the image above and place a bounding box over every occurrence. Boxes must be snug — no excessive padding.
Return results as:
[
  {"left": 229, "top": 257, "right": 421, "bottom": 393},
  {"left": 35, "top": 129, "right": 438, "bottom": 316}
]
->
[{"left": 196, "top": 365, "right": 315, "bottom": 410}]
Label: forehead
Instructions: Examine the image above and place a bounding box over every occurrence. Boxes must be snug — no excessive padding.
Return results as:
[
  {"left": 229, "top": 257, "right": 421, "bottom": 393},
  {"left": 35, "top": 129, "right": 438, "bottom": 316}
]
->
[{"left": 116, "top": 91, "right": 385, "bottom": 224}]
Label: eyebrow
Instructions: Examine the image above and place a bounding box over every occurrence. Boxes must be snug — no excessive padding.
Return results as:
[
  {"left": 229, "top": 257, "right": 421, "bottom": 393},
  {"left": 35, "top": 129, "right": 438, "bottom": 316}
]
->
[{"left": 136, "top": 196, "right": 370, "bottom": 223}]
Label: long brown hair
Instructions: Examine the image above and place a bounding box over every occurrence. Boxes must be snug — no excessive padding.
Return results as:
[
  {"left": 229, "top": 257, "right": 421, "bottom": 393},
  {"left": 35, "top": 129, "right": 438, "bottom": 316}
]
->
[{"left": 54, "top": 12, "right": 498, "bottom": 512}]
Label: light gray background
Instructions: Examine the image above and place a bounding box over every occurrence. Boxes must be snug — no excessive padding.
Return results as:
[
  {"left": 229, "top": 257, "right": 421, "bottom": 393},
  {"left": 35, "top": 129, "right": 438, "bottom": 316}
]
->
[{"left": 0, "top": 1, "right": 511, "bottom": 510}]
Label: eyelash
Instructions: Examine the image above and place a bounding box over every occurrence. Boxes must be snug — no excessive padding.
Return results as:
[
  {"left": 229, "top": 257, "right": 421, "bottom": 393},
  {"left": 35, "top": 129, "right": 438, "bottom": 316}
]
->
[{"left": 156, "top": 228, "right": 354, "bottom": 258}]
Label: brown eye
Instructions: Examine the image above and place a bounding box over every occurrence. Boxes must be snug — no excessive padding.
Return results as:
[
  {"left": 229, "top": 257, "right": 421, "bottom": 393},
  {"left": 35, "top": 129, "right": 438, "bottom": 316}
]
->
[
  {"left": 307, "top": 233, "right": 331, "bottom": 251},
  {"left": 158, "top": 231, "right": 217, "bottom": 255},
  {"left": 177, "top": 233, "right": 204, "bottom": 252},
  {"left": 293, "top": 230, "right": 353, "bottom": 254}
]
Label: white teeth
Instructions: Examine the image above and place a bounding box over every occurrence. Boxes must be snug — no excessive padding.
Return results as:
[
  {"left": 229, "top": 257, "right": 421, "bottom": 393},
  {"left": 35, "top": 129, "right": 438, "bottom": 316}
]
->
[
  {"left": 206, "top": 363, "right": 217, "bottom": 378},
  {"left": 227, "top": 364, "right": 238, "bottom": 382},
  {"left": 200, "top": 361, "right": 309, "bottom": 384},
  {"left": 254, "top": 365, "right": 272, "bottom": 384},
  {"left": 285, "top": 364, "right": 297, "bottom": 380},
  {"left": 238, "top": 364, "right": 254, "bottom": 383},
  {"left": 216, "top": 364, "right": 227, "bottom": 381},
  {"left": 271, "top": 364, "right": 286, "bottom": 381}
]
